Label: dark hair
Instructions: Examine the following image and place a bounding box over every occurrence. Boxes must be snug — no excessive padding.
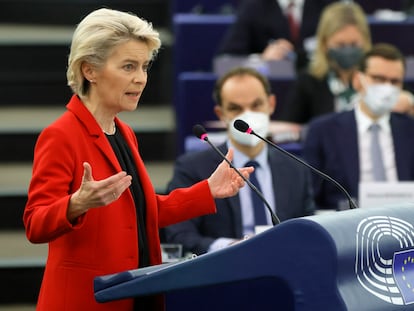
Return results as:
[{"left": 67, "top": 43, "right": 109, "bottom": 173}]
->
[
  {"left": 359, "top": 43, "right": 405, "bottom": 72},
  {"left": 212, "top": 67, "right": 272, "bottom": 105}
]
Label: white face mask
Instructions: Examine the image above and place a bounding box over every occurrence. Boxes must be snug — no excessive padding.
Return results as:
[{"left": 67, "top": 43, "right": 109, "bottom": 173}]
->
[
  {"left": 363, "top": 83, "right": 400, "bottom": 116},
  {"left": 228, "top": 111, "right": 269, "bottom": 146},
  {"left": 359, "top": 74, "right": 400, "bottom": 117}
]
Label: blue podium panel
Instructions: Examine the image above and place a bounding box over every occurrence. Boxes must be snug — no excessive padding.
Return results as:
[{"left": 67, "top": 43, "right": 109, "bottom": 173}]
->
[
  {"left": 165, "top": 277, "right": 295, "bottom": 310},
  {"left": 94, "top": 203, "right": 414, "bottom": 310}
]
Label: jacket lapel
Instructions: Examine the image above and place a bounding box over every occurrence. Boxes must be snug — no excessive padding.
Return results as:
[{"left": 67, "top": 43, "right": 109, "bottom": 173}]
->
[
  {"left": 391, "top": 114, "right": 411, "bottom": 180},
  {"left": 66, "top": 95, "right": 122, "bottom": 172},
  {"left": 268, "top": 150, "right": 285, "bottom": 219},
  {"left": 338, "top": 112, "right": 359, "bottom": 195}
]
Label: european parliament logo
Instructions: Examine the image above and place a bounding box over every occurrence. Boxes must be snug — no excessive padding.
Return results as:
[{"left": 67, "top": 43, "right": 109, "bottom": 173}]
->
[{"left": 355, "top": 216, "right": 414, "bottom": 305}]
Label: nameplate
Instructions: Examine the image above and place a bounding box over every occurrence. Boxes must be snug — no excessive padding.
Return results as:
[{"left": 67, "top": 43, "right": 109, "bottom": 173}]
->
[{"left": 359, "top": 182, "right": 414, "bottom": 208}]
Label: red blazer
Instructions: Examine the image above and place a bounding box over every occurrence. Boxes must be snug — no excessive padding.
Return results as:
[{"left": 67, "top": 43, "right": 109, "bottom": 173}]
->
[{"left": 23, "top": 95, "right": 216, "bottom": 311}]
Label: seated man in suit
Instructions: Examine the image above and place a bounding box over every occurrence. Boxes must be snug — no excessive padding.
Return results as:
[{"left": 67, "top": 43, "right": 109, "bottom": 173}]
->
[
  {"left": 164, "top": 67, "right": 315, "bottom": 255},
  {"left": 303, "top": 43, "right": 414, "bottom": 210},
  {"left": 216, "top": 0, "right": 335, "bottom": 71}
]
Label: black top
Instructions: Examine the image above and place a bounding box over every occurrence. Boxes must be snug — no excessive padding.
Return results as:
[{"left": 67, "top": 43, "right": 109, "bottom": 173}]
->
[
  {"left": 106, "top": 129, "right": 150, "bottom": 268},
  {"left": 279, "top": 71, "right": 336, "bottom": 124}
]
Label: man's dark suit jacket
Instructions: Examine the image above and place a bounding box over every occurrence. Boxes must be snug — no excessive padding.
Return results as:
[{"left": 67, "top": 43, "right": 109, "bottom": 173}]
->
[
  {"left": 164, "top": 143, "right": 315, "bottom": 255},
  {"left": 303, "top": 110, "right": 414, "bottom": 209},
  {"left": 217, "top": 0, "right": 334, "bottom": 70}
]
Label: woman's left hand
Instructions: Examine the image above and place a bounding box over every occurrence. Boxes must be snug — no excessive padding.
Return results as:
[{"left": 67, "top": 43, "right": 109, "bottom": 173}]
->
[{"left": 207, "top": 148, "right": 254, "bottom": 199}]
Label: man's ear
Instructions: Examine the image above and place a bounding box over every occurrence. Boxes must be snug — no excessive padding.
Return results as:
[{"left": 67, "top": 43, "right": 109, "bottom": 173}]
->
[
  {"left": 268, "top": 94, "right": 276, "bottom": 115},
  {"left": 214, "top": 105, "right": 224, "bottom": 121}
]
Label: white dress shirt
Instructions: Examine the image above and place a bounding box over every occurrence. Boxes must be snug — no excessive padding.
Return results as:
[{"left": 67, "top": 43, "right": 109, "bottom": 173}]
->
[{"left": 277, "top": 0, "right": 305, "bottom": 26}]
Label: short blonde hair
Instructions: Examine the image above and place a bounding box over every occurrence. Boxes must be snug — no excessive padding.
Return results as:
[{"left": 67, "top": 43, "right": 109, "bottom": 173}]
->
[
  {"left": 309, "top": 2, "right": 371, "bottom": 79},
  {"left": 67, "top": 8, "right": 161, "bottom": 96}
]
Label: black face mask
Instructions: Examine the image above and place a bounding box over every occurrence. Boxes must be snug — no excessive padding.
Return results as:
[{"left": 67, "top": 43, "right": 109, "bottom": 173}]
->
[{"left": 327, "top": 46, "right": 363, "bottom": 70}]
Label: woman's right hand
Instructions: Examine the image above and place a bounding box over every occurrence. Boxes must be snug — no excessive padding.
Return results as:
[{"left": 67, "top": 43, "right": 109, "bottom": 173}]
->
[{"left": 67, "top": 162, "right": 132, "bottom": 222}]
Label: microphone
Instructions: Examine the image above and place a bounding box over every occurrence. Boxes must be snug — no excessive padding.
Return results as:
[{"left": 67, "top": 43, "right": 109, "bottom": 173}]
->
[
  {"left": 193, "top": 124, "right": 280, "bottom": 226},
  {"left": 233, "top": 119, "right": 358, "bottom": 210}
]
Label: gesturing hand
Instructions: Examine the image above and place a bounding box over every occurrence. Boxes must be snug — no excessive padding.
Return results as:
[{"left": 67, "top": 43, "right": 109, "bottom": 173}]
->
[
  {"left": 207, "top": 148, "right": 254, "bottom": 199},
  {"left": 67, "top": 162, "right": 132, "bottom": 222}
]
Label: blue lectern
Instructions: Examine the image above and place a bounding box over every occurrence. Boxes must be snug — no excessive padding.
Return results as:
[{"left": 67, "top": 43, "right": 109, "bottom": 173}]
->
[{"left": 94, "top": 204, "right": 414, "bottom": 310}]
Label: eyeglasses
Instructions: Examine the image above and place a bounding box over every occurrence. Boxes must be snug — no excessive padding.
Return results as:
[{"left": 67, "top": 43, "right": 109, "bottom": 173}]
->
[{"left": 364, "top": 73, "right": 403, "bottom": 86}]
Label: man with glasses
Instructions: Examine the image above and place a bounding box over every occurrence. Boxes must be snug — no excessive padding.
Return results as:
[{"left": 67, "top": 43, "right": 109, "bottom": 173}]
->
[{"left": 303, "top": 43, "right": 414, "bottom": 210}]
